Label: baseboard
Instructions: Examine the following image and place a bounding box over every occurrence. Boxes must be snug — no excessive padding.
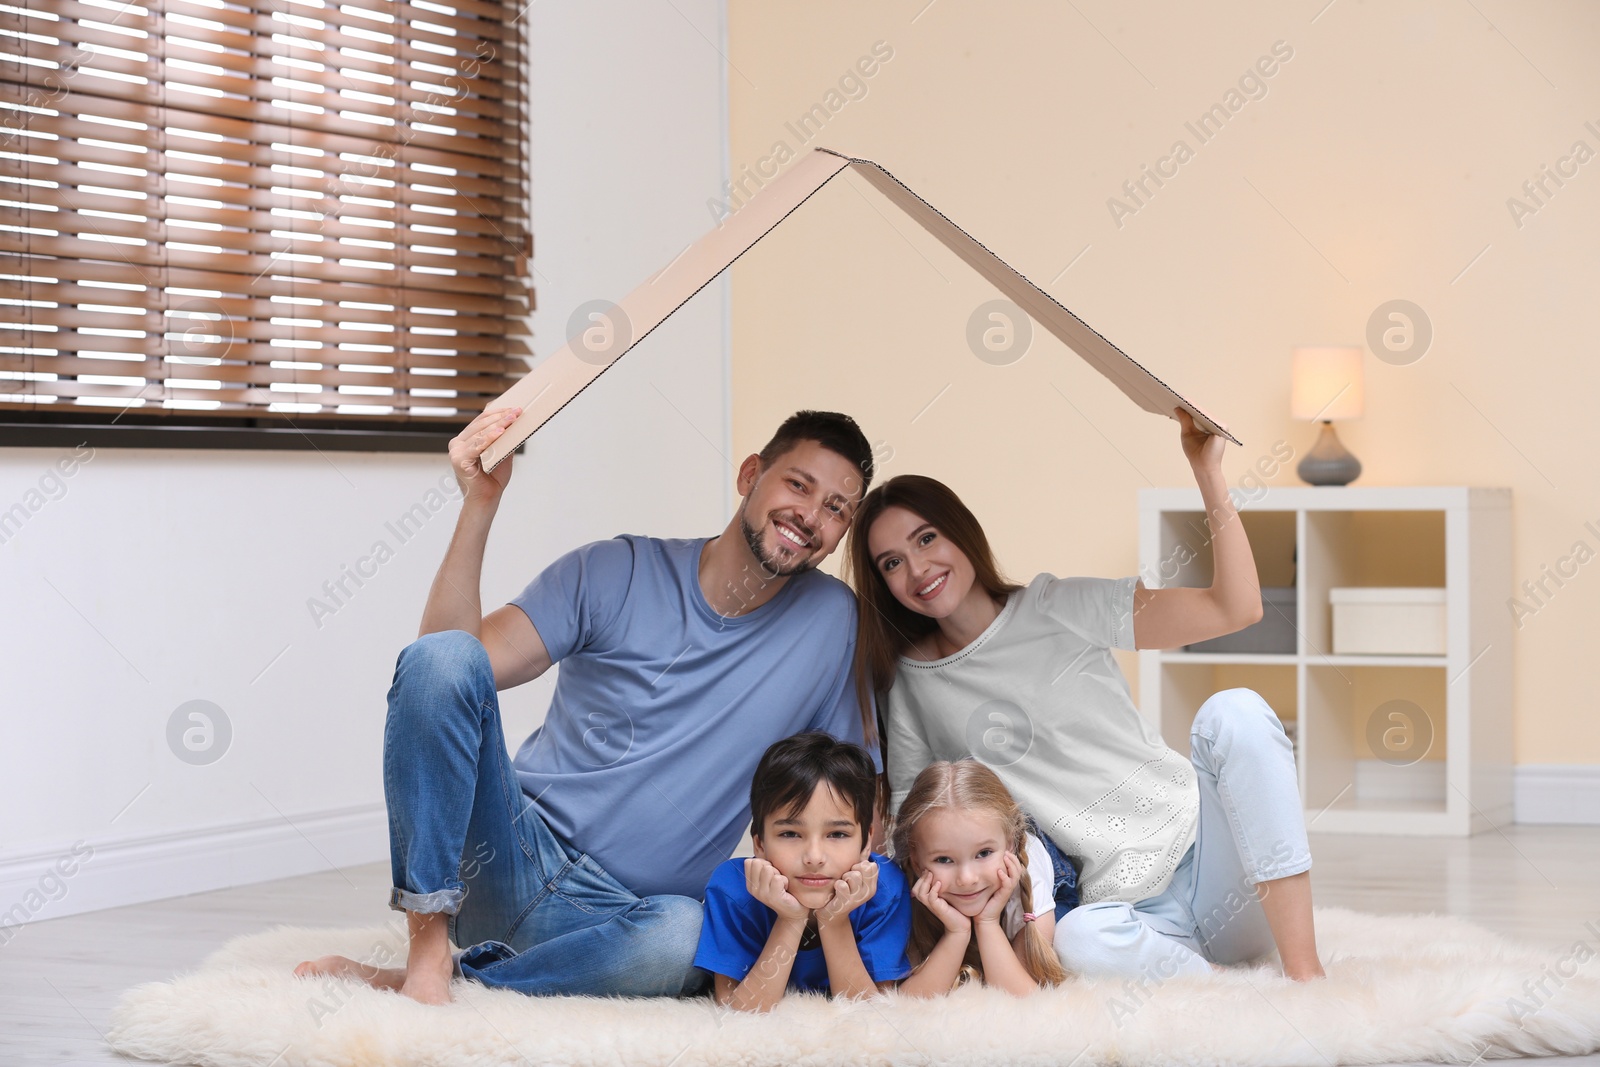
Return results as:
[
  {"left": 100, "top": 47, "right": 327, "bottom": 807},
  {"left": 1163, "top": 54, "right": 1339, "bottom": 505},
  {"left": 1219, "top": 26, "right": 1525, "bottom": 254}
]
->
[
  {"left": 3, "top": 764, "right": 1594, "bottom": 930},
  {"left": 0, "top": 803, "right": 387, "bottom": 933},
  {"left": 1345, "top": 762, "right": 1600, "bottom": 826},
  {"left": 1514, "top": 764, "right": 1600, "bottom": 825}
]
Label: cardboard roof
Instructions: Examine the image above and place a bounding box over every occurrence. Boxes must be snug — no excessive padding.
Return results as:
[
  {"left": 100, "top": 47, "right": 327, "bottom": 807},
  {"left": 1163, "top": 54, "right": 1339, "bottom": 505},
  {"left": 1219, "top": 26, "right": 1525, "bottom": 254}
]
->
[{"left": 481, "top": 147, "right": 1237, "bottom": 472}]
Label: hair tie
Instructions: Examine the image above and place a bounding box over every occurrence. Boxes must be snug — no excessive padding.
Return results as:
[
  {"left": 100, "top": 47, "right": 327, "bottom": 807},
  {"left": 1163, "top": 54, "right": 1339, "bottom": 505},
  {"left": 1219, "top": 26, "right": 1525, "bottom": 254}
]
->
[{"left": 1022, "top": 913, "right": 1037, "bottom": 923}]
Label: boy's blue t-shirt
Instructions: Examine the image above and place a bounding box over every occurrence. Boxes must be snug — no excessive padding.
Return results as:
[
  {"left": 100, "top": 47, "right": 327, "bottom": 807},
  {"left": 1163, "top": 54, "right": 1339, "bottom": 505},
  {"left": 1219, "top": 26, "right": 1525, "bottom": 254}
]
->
[
  {"left": 508, "top": 535, "right": 876, "bottom": 901},
  {"left": 693, "top": 853, "right": 913, "bottom": 992}
]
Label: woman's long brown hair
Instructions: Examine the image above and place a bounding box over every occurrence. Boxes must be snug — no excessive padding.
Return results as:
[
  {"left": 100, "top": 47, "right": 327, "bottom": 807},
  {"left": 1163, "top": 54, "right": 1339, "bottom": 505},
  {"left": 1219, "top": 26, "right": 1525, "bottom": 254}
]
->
[
  {"left": 891, "top": 759, "right": 1067, "bottom": 988},
  {"left": 845, "top": 475, "right": 1022, "bottom": 772}
]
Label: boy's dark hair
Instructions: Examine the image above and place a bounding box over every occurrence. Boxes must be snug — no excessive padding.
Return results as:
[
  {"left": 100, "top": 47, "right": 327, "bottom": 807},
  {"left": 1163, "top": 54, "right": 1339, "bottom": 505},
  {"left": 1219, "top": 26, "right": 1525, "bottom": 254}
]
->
[
  {"left": 758, "top": 410, "right": 875, "bottom": 500},
  {"left": 750, "top": 731, "right": 878, "bottom": 845}
]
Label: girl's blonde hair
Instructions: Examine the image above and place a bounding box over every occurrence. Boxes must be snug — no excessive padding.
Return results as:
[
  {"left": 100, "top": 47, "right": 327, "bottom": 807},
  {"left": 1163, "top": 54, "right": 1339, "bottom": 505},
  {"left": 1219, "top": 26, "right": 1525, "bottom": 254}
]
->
[{"left": 890, "top": 759, "right": 1067, "bottom": 988}]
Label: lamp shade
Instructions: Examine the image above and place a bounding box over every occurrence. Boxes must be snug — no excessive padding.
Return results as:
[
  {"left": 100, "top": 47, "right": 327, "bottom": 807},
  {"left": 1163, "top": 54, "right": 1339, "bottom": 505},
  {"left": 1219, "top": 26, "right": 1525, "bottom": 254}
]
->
[{"left": 1291, "top": 345, "right": 1365, "bottom": 421}]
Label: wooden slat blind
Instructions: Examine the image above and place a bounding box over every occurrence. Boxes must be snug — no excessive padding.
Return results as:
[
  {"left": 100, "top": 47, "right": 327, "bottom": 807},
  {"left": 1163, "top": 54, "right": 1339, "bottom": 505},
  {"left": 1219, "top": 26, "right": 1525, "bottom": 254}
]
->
[{"left": 0, "top": 0, "right": 530, "bottom": 425}]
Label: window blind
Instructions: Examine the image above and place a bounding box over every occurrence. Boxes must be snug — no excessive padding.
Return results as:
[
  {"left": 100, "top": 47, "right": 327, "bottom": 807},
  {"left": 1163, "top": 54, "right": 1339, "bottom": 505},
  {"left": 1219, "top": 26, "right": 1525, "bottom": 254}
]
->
[{"left": 0, "top": 0, "right": 530, "bottom": 431}]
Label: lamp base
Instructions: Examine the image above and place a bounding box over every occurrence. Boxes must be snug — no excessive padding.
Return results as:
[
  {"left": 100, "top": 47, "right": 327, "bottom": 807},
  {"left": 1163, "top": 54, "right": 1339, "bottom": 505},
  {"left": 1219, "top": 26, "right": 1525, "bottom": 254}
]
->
[{"left": 1297, "top": 421, "right": 1362, "bottom": 486}]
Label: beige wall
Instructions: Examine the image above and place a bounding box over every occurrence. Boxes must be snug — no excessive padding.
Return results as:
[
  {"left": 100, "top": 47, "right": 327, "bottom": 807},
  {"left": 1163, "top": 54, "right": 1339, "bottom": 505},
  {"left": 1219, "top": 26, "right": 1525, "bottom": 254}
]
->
[{"left": 726, "top": 2, "right": 1600, "bottom": 764}]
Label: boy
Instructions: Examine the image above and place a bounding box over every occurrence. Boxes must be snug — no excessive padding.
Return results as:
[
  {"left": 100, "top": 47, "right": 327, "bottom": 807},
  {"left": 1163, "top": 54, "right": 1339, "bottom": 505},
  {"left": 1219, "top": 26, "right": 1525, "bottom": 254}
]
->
[{"left": 694, "top": 732, "right": 912, "bottom": 1012}]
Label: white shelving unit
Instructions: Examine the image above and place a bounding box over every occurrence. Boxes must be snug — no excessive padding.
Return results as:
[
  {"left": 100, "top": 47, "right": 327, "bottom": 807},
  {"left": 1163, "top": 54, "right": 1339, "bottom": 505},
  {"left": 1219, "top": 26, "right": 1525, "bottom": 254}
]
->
[{"left": 1137, "top": 486, "right": 1513, "bottom": 835}]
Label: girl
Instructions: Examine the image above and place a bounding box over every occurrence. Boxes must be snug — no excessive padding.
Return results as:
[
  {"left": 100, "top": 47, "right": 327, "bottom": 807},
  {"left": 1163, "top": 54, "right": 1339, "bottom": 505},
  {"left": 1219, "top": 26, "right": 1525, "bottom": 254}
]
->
[
  {"left": 848, "top": 409, "right": 1325, "bottom": 982},
  {"left": 892, "top": 759, "right": 1066, "bottom": 996}
]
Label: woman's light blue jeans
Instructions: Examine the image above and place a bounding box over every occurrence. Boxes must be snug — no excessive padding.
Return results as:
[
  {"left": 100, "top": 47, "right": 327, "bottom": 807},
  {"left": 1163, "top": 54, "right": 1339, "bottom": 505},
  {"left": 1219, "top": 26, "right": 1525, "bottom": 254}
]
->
[
  {"left": 384, "top": 630, "right": 708, "bottom": 996},
  {"left": 1053, "top": 687, "right": 1313, "bottom": 980}
]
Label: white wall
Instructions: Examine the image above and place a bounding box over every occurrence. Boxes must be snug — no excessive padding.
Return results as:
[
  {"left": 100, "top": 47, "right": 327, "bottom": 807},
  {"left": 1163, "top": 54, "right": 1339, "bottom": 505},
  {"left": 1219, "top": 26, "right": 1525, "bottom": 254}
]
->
[{"left": 0, "top": 0, "right": 731, "bottom": 925}]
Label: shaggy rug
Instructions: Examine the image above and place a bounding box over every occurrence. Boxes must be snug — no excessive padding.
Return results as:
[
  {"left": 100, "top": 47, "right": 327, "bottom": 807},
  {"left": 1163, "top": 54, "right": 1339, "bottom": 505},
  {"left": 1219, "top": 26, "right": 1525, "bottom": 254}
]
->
[{"left": 107, "top": 907, "right": 1600, "bottom": 1067}]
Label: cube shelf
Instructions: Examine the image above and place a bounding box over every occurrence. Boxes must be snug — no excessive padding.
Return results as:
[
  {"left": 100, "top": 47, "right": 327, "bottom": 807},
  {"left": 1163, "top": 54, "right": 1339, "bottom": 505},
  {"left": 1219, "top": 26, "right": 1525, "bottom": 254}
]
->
[{"left": 1137, "top": 486, "right": 1512, "bottom": 835}]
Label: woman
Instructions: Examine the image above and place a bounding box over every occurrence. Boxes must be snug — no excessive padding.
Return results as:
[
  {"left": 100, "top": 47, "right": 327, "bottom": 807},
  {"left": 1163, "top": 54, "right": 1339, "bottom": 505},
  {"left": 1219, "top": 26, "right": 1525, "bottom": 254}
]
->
[{"left": 846, "top": 408, "right": 1324, "bottom": 982}]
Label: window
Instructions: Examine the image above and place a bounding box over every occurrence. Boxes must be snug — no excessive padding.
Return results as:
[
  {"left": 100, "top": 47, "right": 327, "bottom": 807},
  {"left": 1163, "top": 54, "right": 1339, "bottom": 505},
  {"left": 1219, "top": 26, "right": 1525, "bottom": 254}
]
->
[{"left": 0, "top": 0, "right": 530, "bottom": 449}]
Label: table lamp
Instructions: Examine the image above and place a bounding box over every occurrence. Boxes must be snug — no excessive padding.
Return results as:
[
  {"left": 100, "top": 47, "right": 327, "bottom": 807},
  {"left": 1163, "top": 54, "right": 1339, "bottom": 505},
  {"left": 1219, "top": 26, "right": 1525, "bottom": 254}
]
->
[{"left": 1291, "top": 345, "right": 1364, "bottom": 486}]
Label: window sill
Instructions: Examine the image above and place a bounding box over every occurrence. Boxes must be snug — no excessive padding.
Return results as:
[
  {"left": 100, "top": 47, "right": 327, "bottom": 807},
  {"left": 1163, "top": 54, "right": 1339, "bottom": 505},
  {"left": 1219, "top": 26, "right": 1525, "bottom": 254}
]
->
[{"left": 0, "top": 413, "right": 509, "bottom": 454}]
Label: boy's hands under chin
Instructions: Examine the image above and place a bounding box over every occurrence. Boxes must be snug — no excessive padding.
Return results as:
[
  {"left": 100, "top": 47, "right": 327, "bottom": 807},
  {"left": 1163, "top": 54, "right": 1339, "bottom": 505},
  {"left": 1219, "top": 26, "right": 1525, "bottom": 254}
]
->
[
  {"left": 814, "top": 858, "right": 878, "bottom": 929},
  {"left": 744, "top": 858, "right": 809, "bottom": 924},
  {"left": 975, "top": 851, "right": 1023, "bottom": 927}
]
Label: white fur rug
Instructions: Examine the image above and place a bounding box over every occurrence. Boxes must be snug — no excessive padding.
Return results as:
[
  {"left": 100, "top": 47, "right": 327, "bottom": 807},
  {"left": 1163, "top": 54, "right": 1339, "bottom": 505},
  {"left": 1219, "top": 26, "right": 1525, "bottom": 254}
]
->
[{"left": 107, "top": 907, "right": 1600, "bottom": 1067}]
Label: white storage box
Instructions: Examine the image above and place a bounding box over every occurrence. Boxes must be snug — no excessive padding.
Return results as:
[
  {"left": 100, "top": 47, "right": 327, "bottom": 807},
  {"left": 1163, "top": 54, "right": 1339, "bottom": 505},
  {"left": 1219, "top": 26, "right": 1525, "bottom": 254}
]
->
[{"left": 1330, "top": 587, "right": 1446, "bottom": 655}]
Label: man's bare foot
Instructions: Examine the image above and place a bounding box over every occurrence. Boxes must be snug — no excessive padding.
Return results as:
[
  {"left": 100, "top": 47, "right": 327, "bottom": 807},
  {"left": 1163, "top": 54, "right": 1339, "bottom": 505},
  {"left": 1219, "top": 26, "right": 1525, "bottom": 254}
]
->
[
  {"left": 396, "top": 909, "right": 455, "bottom": 1005},
  {"left": 294, "top": 955, "right": 407, "bottom": 992},
  {"left": 398, "top": 956, "right": 453, "bottom": 1006},
  {"left": 294, "top": 954, "right": 455, "bottom": 1004}
]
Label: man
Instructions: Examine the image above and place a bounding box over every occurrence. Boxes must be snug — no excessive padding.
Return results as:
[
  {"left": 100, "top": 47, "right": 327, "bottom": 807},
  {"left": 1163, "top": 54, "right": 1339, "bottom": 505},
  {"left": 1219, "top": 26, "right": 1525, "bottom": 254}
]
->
[{"left": 296, "top": 407, "right": 877, "bottom": 1002}]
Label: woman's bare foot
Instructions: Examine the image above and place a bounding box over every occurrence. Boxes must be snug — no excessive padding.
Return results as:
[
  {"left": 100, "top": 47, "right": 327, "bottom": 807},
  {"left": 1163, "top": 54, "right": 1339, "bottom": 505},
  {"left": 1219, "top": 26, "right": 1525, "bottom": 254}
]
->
[
  {"left": 1256, "top": 871, "right": 1325, "bottom": 983},
  {"left": 294, "top": 955, "right": 407, "bottom": 992}
]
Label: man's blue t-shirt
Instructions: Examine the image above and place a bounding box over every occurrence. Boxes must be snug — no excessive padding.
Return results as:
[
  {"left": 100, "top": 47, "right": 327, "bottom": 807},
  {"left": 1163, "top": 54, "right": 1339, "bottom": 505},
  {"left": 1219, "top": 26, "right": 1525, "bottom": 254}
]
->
[
  {"left": 693, "top": 854, "right": 912, "bottom": 992},
  {"left": 508, "top": 535, "right": 876, "bottom": 900}
]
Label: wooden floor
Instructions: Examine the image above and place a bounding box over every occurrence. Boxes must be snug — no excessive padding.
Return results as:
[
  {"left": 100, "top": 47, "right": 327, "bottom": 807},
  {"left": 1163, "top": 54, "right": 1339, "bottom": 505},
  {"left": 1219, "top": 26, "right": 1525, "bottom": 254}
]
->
[{"left": 4, "top": 825, "right": 1599, "bottom": 1066}]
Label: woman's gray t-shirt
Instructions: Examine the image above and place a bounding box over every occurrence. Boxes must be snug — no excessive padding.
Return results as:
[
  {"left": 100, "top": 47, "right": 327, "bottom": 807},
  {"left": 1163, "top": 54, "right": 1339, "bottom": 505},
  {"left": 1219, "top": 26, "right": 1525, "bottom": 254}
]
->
[{"left": 885, "top": 573, "right": 1199, "bottom": 906}]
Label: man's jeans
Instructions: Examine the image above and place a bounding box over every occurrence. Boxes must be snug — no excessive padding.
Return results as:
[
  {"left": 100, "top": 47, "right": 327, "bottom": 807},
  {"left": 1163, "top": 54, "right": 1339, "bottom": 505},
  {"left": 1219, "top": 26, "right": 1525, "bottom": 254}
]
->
[
  {"left": 384, "top": 630, "right": 708, "bottom": 996},
  {"left": 1053, "top": 687, "right": 1313, "bottom": 979}
]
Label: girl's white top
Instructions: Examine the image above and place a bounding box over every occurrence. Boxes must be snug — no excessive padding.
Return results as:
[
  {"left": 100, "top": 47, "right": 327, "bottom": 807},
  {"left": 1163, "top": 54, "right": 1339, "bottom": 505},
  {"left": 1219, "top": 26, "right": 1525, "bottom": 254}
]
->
[
  {"left": 886, "top": 574, "right": 1199, "bottom": 906},
  {"left": 999, "top": 831, "right": 1057, "bottom": 941}
]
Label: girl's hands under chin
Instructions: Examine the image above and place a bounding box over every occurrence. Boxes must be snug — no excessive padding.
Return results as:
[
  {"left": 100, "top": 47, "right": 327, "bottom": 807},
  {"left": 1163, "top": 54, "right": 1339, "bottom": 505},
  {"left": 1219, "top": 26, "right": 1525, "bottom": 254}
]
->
[
  {"left": 912, "top": 871, "right": 970, "bottom": 935},
  {"left": 975, "top": 851, "right": 1022, "bottom": 926}
]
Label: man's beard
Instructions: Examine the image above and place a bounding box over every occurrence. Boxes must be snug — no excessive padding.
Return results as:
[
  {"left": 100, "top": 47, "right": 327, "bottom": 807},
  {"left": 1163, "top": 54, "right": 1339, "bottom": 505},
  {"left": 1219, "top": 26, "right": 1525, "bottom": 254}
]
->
[{"left": 739, "top": 501, "right": 817, "bottom": 579}]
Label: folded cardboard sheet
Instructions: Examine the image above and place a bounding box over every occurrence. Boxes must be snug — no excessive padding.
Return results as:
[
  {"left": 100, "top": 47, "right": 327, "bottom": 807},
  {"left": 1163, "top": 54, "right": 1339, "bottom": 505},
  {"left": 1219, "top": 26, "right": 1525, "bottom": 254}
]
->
[{"left": 481, "top": 148, "right": 1237, "bottom": 472}]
